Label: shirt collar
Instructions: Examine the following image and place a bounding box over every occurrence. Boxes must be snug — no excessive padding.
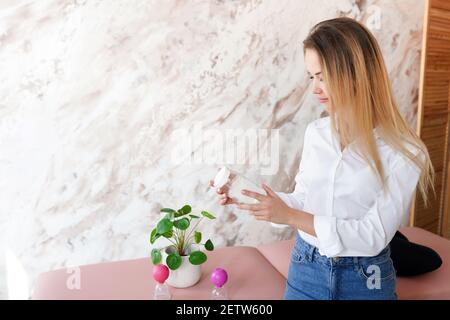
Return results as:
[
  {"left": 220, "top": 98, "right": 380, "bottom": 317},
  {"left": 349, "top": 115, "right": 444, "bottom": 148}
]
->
[{"left": 330, "top": 124, "right": 383, "bottom": 155}]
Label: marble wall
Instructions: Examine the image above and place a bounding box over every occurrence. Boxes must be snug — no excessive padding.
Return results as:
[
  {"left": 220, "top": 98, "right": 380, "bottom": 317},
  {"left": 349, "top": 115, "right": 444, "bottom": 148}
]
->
[{"left": 0, "top": 0, "right": 425, "bottom": 299}]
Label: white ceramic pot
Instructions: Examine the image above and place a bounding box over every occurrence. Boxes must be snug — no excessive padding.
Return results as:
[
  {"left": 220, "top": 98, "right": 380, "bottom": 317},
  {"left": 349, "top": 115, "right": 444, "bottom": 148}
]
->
[{"left": 161, "top": 246, "right": 202, "bottom": 288}]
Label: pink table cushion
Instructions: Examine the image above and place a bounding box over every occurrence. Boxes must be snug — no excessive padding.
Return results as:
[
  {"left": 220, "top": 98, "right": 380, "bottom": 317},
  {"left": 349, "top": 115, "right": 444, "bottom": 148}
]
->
[
  {"left": 33, "top": 246, "right": 286, "bottom": 300},
  {"left": 33, "top": 227, "right": 450, "bottom": 300},
  {"left": 256, "top": 239, "right": 295, "bottom": 279},
  {"left": 256, "top": 227, "right": 450, "bottom": 300}
]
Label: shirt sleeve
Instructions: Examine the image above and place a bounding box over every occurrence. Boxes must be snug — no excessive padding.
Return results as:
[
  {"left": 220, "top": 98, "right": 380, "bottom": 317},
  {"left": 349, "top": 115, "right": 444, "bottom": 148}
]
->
[
  {"left": 314, "top": 151, "right": 424, "bottom": 257},
  {"left": 275, "top": 123, "right": 313, "bottom": 211}
]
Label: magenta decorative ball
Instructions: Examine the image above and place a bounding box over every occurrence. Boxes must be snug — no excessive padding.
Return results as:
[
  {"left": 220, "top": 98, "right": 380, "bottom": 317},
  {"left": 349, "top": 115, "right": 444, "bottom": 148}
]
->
[
  {"left": 153, "top": 264, "right": 170, "bottom": 284},
  {"left": 211, "top": 268, "right": 228, "bottom": 288}
]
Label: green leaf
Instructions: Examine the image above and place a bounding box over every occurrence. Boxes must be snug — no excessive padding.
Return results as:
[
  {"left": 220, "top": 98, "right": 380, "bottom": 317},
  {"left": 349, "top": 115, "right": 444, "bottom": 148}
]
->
[
  {"left": 189, "top": 214, "right": 200, "bottom": 219},
  {"left": 161, "top": 208, "right": 176, "bottom": 219},
  {"left": 194, "top": 231, "right": 202, "bottom": 244},
  {"left": 180, "top": 205, "right": 192, "bottom": 214},
  {"left": 173, "top": 218, "right": 190, "bottom": 230},
  {"left": 175, "top": 205, "right": 192, "bottom": 217},
  {"left": 150, "top": 228, "right": 160, "bottom": 244},
  {"left": 201, "top": 211, "right": 216, "bottom": 219},
  {"left": 205, "top": 239, "right": 214, "bottom": 251},
  {"left": 189, "top": 251, "right": 207, "bottom": 265},
  {"left": 164, "top": 213, "right": 173, "bottom": 220},
  {"left": 161, "top": 208, "right": 176, "bottom": 214},
  {"left": 151, "top": 249, "right": 161, "bottom": 265},
  {"left": 166, "top": 253, "right": 182, "bottom": 270},
  {"left": 149, "top": 228, "right": 156, "bottom": 242},
  {"left": 156, "top": 218, "right": 173, "bottom": 235},
  {"left": 162, "top": 230, "right": 173, "bottom": 238}
]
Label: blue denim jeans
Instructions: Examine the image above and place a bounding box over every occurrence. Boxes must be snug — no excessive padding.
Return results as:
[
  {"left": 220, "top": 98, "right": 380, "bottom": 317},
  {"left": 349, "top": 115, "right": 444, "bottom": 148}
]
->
[{"left": 284, "top": 233, "right": 397, "bottom": 300}]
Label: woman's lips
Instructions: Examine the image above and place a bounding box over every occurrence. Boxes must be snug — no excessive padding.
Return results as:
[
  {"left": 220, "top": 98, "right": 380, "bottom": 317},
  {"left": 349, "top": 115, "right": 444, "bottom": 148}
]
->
[{"left": 318, "top": 98, "right": 328, "bottom": 103}]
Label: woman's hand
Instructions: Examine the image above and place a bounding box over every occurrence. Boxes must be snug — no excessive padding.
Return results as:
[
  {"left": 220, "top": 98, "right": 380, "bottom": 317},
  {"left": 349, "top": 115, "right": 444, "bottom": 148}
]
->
[
  {"left": 209, "top": 179, "right": 236, "bottom": 206},
  {"left": 236, "top": 183, "right": 293, "bottom": 225}
]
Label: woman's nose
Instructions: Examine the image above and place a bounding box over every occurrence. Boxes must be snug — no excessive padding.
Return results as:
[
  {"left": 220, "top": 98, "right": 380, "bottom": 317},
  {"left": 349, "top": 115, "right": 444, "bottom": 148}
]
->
[{"left": 312, "top": 79, "right": 322, "bottom": 94}]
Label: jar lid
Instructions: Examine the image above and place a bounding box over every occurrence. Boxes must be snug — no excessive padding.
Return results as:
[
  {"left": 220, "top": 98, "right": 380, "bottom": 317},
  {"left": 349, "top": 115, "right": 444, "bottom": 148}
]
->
[{"left": 213, "top": 166, "right": 230, "bottom": 188}]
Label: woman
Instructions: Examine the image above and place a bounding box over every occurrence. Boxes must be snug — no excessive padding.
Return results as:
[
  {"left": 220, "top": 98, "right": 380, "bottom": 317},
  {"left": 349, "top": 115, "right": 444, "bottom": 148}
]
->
[{"left": 210, "top": 17, "right": 435, "bottom": 300}]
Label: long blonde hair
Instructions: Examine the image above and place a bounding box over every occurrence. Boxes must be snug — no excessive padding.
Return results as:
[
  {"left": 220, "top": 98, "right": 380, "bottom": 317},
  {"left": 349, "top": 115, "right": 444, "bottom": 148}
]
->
[{"left": 303, "top": 17, "right": 435, "bottom": 206}]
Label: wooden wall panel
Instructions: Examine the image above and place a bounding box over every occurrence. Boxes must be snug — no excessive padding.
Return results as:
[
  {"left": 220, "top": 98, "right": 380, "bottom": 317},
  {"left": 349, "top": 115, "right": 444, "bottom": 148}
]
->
[
  {"left": 443, "top": 159, "right": 450, "bottom": 238},
  {"left": 412, "top": 0, "right": 450, "bottom": 237}
]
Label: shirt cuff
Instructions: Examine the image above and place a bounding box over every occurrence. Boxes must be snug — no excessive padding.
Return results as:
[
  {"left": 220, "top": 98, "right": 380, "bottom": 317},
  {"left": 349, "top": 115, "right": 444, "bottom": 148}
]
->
[{"left": 313, "top": 215, "right": 344, "bottom": 257}]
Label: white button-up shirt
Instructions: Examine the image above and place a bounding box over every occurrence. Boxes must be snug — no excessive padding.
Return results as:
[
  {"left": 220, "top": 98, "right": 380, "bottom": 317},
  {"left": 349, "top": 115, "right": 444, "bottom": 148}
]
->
[{"left": 276, "top": 117, "right": 423, "bottom": 258}]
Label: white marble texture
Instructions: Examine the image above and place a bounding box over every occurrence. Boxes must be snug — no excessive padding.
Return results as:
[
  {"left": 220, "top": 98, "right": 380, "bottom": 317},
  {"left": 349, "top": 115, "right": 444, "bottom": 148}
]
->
[{"left": 0, "top": 0, "right": 425, "bottom": 298}]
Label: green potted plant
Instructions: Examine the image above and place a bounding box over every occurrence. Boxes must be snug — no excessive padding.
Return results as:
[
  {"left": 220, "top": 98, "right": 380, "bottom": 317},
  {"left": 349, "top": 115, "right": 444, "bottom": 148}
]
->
[{"left": 149, "top": 204, "right": 215, "bottom": 288}]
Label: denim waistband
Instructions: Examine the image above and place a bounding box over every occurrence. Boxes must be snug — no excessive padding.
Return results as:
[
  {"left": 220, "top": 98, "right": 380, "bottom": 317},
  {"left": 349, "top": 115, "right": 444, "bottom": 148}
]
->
[{"left": 293, "top": 233, "right": 391, "bottom": 266}]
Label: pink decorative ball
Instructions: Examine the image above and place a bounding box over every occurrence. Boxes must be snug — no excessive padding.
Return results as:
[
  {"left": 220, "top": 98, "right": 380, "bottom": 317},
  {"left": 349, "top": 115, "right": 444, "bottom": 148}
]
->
[
  {"left": 153, "top": 264, "right": 170, "bottom": 284},
  {"left": 211, "top": 268, "right": 228, "bottom": 288}
]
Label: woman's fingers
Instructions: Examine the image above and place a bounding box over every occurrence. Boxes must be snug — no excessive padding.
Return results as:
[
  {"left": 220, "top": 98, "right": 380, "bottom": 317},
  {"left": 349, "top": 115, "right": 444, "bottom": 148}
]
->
[
  {"left": 216, "top": 185, "right": 230, "bottom": 195},
  {"left": 254, "top": 215, "right": 268, "bottom": 221},
  {"left": 241, "top": 189, "right": 265, "bottom": 201},
  {"left": 220, "top": 196, "right": 234, "bottom": 205},
  {"left": 209, "top": 180, "right": 222, "bottom": 193},
  {"left": 224, "top": 196, "right": 236, "bottom": 205},
  {"left": 237, "top": 203, "right": 263, "bottom": 211},
  {"left": 209, "top": 180, "right": 225, "bottom": 193},
  {"left": 262, "top": 183, "right": 279, "bottom": 198},
  {"left": 209, "top": 178, "right": 234, "bottom": 205},
  {"left": 209, "top": 180, "right": 235, "bottom": 206}
]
